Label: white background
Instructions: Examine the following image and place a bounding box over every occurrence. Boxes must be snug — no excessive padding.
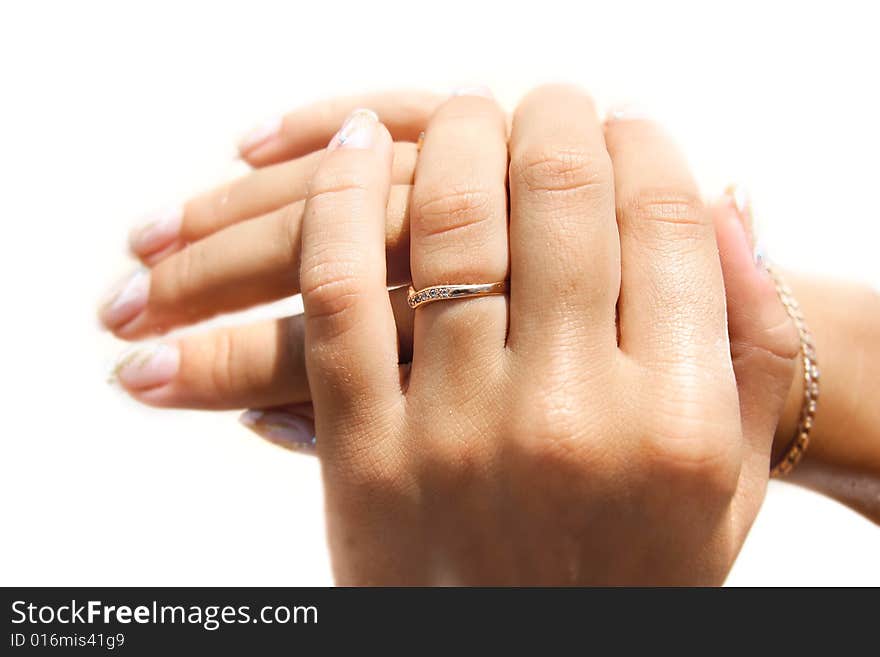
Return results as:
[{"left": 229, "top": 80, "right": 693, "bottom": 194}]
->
[{"left": 1, "top": 1, "right": 878, "bottom": 585}]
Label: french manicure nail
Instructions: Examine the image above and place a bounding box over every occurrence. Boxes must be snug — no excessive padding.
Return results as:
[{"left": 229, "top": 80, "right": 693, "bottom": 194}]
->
[
  {"left": 111, "top": 343, "right": 179, "bottom": 390},
  {"left": 99, "top": 268, "right": 149, "bottom": 329},
  {"left": 238, "top": 115, "right": 282, "bottom": 154},
  {"left": 239, "top": 410, "right": 317, "bottom": 452},
  {"left": 724, "top": 184, "right": 762, "bottom": 266},
  {"left": 129, "top": 205, "right": 183, "bottom": 256},
  {"left": 451, "top": 85, "right": 494, "bottom": 99},
  {"left": 728, "top": 184, "right": 749, "bottom": 216},
  {"left": 328, "top": 109, "right": 378, "bottom": 151}
]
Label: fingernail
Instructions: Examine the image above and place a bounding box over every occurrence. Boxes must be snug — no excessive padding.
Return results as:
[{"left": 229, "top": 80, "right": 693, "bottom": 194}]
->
[
  {"left": 111, "top": 343, "right": 179, "bottom": 390},
  {"left": 724, "top": 184, "right": 763, "bottom": 266},
  {"left": 725, "top": 184, "right": 753, "bottom": 237},
  {"left": 129, "top": 205, "right": 183, "bottom": 256},
  {"left": 239, "top": 410, "right": 317, "bottom": 452},
  {"left": 238, "top": 115, "right": 282, "bottom": 154},
  {"left": 328, "top": 109, "right": 378, "bottom": 151},
  {"left": 753, "top": 242, "right": 767, "bottom": 269},
  {"left": 99, "top": 268, "right": 149, "bottom": 329},
  {"left": 451, "top": 85, "right": 494, "bottom": 99},
  {"left": 605, "top": 103, "right": 650, "bottom": 122}
]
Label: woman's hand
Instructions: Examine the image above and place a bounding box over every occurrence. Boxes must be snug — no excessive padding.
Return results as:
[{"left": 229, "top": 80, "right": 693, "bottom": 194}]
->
[
  {"left": 293, "top": 86, "right": 797, "bottom": 585},
  {"left": 98, "top": 90, "right": 770, "bottom": 415},
  {"left": 101, "top": 89, "right": 880, "bottom": 527},
  {"left": 100, "top": 92, "right": 439, "bottom": 411}
]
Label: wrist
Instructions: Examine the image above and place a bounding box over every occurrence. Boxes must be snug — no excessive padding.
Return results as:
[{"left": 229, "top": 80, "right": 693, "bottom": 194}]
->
[{"left": 774, "top": 272, "right": 880, "bottom": 521}]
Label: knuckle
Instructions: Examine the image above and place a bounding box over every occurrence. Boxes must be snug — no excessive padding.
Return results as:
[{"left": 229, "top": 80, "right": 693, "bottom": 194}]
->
[
  {"left": 418, "top": 431, "right": 490, "bottom": 487},
  {"left": 621, "top": 187, "right": 707, "bottom": 230},
  {"left": 507, "top": 410, "right": 615, "bottom": 488},
  {"left": 181, "top": 182, "right": 232, "bottom": 241},
  {"left": 732, "top": 311, "right": 800, "bottom": 396},
  {"left": 207, "top": 330, "right": 237, "bottom": 397},
  {"left": 508, "top": 386, "right": 590, "bottom": 461},
  {"left": 732, "top": 279, "right": 802, "bottom": 373},
  {"left": 333, "top": 446, "right": 412, "bottom": 502},
  {"left": 511, "top": 143, "right": 612, "bottom": 196},
  {"left": 529, "top": 390, "right": 583, "bottom": 439},
  {"left": 307, "top": 165, "right": 371, "bottom": 207},
  {"left": 153, "top": 245, "right": 202, "bottom": 312},
  {"left": 300, "top": 253, "right": 368, "bottom": 330},
  {"left": 412, "top": 183, "right": 495, "bottom": 242},
  {"left": 755, "top": 314, "right": 801, "bottom": 364},
  {"left": 639, "top": 415, "right": 740, "bottom": 501}
]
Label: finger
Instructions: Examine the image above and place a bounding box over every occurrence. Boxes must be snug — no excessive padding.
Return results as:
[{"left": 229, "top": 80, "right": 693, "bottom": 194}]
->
[
  {"left": 711, "top": 191, "right": 799, "bottom": 480},
  {"left": 408, "top": 90, "right": 509, "bottom": 392},
  {"left": 100, "top": 185, "right": 412, "bottom": 338},
  {"left": 130, "top": 143, "right": 418, "bottom": 265},
  {"left": 238, "top": 90, "right": 441, "bottom": 167},
  {"left": 110, "top": 288, "right": 415, "bottom": 410},
  {"left": 300, "top": 109, "right": 403, "bottom": 457},
  {"left": 506, "top": 85, "right": 619, "bottom": 361},
  {"left": 604, "top": 111, "right": 726, "bottom": 367},
  {"left": 239, "top": 404, "right": 317, "bottom": 454}
]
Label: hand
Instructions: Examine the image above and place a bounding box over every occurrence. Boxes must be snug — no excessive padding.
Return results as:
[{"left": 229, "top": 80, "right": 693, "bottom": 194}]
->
[
  {"left": 103, "top": 89, "right": 880, "bottom": 528},
  {"left": 99, "top": 91, "right": 768, "bottom": 418},
  {"left": 293, "top": 86, "right": 797, "bottom": 585},
  {"left": 100, "top": 92, "right": 439, "bottom": 412}
]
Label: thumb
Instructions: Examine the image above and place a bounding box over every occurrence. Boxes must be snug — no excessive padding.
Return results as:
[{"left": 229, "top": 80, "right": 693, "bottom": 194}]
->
[{"left": 711, "top": 188, "right": 800, "bottom": 487}]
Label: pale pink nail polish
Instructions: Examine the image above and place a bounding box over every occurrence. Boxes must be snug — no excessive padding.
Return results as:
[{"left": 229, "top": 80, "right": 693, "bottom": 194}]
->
[
  {"left": 238, "top": 115, "right": 282, "bottom": 154},
  {"left": 724, "top": 184, "right": 764, "bottom": 267},
  {"left": 112, "top": 343, "right": 179, "bottom": 390},
  {"left": 451, "top": 85, "right": 494, "bottom": 99},
  {"left": 99, "top": 269, "right": 149, "bottom": 329},
  {"left": 328, "top": 109, "right": 378, "bottom": 151},
  {"left": 239, "top": 410, "right": 317, "bottom": 452},
  {"left": 728, "top": 184, "right": 750, "bottom": 218},
  {"left": 129, "top": 205, "right": 183, "bottom": 256}
]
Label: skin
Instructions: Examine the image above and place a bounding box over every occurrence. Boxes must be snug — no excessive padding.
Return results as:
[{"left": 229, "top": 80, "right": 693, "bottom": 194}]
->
[
  {"left": 298, "top": 87, "right": 794, "bottom": 584},
  {"left": 104, "top": 86, "right": 802, "bottom": 584},
  {"left": 778, "top": 277, "right": 880, "bottom": 523},
  {"left": 101, "top": 90, "right": 879, "bottom": 570}
]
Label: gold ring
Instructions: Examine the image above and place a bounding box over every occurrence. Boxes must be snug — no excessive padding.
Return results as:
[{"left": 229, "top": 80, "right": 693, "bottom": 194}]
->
[{"left": 407, "top": 282, "right": 508, "bottom": 309}]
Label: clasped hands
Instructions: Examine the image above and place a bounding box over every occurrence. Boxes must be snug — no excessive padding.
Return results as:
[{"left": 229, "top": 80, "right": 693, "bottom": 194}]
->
[{"left": 102, "top": 86, "right": 800, "bottom": 585}]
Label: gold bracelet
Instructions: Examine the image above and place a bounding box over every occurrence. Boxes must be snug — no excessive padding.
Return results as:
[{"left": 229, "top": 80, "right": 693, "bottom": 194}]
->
[{"left": 766, "top": 264, "right": 819, "bottom": 477}]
